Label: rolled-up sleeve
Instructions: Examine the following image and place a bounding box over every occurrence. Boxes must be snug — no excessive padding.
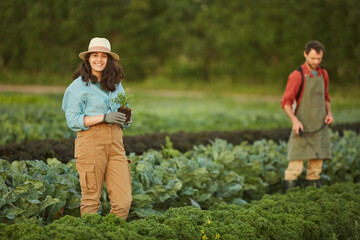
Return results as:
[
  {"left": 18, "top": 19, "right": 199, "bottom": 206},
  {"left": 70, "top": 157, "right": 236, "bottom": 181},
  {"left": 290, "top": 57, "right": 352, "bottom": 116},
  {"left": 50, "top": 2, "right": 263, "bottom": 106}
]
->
[
  {"left": 281, "top": 70, "right": 302, "bottom": 110},
  {"left": 323, "top": 69, "right": 331, "bottom": 103},
  {"left": 62, "top": 83, "right": 89, "bottom": 132}
]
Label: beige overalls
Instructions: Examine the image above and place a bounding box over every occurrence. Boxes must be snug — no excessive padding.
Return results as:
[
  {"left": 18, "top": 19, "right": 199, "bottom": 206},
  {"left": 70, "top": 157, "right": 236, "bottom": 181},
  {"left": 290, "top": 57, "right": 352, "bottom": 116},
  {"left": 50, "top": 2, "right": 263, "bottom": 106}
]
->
[
  {"left": 75, "top": 123, "right": 132, "bottom": 219},
  {"left": 284, "top": 73, "right": 332, "bottom": 181}
]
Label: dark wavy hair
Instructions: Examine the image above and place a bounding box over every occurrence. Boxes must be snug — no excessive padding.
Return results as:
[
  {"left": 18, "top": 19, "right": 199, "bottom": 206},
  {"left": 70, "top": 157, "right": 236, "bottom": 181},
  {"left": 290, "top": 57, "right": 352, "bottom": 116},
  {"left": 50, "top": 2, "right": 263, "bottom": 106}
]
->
[{"left": 73, "top": 53, "right": 125, "bottom": 92}]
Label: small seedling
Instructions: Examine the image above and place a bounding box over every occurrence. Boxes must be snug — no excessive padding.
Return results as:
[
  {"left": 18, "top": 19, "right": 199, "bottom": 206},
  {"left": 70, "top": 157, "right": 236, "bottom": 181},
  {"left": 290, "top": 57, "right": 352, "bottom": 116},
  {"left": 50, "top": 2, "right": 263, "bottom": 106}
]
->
[
  {"left": 112, "top": 88, "right": 134, "bottom": 107},
  {"left": 112, "top": 88, "right": 134, "bottom": 124}
]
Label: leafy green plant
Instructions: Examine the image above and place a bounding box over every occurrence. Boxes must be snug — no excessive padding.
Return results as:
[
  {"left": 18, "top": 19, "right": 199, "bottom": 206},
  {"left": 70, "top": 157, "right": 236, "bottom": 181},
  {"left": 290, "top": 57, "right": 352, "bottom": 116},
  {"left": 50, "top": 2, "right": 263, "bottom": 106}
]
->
[
  {"left": 161, "top": 136, "right": 181, "bottom": 159},
  {"left": 111, "top": 88, "right": 134, "bottom": 108},
  {"left": 1, "top": 130, "right": 360, "bottom": 224},
  {"left": 0, "top": 158, "right": 81, "bottom": 224},
  {"left": 1, "top": 182, "right": 359, "bottom": 239},
  {"left": 111, "top": 88, "right": 134, "bottom": 124}
]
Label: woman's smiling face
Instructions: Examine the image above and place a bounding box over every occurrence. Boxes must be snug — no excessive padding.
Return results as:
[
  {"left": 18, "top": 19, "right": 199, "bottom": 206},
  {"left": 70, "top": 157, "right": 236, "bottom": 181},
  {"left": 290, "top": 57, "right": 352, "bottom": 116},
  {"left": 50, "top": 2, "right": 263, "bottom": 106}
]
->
[{"left": 89, "top": 52, "right": 108, "bottom": 79}]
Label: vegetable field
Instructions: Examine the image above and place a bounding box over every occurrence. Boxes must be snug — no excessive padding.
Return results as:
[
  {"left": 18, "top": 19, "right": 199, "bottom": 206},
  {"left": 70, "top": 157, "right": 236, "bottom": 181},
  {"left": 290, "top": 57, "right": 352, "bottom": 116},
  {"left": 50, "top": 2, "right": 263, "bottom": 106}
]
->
[
  {"left": 1, "top": 91, "right": 360, "bottom": 239},
  {"left": 1, "top": 91, "right": 360, "bottom": 144}
]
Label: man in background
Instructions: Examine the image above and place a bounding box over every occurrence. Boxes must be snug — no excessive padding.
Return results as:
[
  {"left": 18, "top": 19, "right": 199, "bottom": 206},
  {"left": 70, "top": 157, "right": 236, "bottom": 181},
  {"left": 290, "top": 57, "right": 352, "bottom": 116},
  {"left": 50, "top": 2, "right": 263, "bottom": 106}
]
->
[{"left": 281, "top": 40, "right": 334, "bottom": 191}]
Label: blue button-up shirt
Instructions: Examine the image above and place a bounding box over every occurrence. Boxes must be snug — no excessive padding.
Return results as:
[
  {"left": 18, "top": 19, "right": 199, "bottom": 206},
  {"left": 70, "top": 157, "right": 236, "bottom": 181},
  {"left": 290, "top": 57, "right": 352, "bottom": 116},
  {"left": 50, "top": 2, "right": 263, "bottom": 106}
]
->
[{"left": 62, "top": 76, "right": 130, "bottom": 132}]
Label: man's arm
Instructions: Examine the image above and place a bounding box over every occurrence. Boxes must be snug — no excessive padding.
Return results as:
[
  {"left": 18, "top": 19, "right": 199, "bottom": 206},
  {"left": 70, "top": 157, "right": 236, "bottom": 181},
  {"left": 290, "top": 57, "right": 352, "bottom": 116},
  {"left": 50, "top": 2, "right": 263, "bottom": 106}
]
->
[
  {"left": 324, "top": 101, "right": 334, "bottom": 124},
  {"left": 283, "top": 104, "right": 303, "bottom": 135}
]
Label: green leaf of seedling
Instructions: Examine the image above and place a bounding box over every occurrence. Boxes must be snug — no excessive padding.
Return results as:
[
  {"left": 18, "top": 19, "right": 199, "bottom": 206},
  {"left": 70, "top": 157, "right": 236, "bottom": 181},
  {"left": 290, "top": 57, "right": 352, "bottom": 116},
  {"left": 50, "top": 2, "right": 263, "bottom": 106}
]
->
[{"left": 111, "top": 88, "right": 134, "bottom": 107}]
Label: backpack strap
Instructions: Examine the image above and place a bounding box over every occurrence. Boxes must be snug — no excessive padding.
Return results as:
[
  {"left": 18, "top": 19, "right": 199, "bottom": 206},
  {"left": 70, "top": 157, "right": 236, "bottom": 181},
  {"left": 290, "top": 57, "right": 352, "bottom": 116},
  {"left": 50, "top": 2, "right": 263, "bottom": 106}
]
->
[{"left": 295, "top": 67, "right": 304, "bottom": 102}]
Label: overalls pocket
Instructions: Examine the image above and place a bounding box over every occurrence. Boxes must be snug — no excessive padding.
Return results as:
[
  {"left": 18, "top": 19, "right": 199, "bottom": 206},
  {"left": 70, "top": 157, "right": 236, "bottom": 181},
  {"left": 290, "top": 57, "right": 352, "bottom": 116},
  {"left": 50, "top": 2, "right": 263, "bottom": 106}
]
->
[{"left": 76, "top": 163, "right": 97, "bottom": 193}]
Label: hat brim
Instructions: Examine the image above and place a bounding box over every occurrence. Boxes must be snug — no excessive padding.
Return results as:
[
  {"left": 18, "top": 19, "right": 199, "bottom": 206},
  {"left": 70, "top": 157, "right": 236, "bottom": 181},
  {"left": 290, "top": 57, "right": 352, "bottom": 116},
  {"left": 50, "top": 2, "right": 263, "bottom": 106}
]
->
[{"left": 79, "top": 51, "right": 120, "bottom": 61}]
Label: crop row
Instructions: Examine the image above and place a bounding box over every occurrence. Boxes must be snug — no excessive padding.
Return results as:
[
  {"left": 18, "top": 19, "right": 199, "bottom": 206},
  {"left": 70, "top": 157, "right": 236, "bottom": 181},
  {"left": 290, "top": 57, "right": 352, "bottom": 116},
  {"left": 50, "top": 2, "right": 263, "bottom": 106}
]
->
[
  {"left": 1, "top": 92, "right": 360, "bottom": 144},
  {"left": 1, "top": 122, "right": 359, "bottom": 163},
  {"left": 1, "top": 182, "right": 359, "bottom": 240},
  {"left": 1, "top": 130, "right": 359, "bottom": 225}
]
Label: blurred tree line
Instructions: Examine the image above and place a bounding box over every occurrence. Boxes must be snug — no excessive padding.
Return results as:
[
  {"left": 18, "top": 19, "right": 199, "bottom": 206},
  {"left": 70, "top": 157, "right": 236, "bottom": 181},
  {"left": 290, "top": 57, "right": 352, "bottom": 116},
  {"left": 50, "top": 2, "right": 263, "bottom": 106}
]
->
[{"left": 1, "top": 0, "right": 359, "bottom": 86}]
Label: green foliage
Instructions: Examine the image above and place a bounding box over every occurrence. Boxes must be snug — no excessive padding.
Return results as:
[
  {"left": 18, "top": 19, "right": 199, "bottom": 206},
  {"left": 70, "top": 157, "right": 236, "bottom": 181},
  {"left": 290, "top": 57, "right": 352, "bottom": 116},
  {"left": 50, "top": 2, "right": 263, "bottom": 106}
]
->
[
  {"left": 0, "top": 158, "right": 81, "bottom": 224},
  {"left": 323, "top": 130, "right": 360, "bottom": 183},
  {"left": 0, "top": 93, "right": 73, "bottom": 144},
  {"left": 1, "top": 130, "right": 359, "bottom": 225},
  {"left": 161, "top": 136, "right": 181, "bottom": 159},
  {"left": 0, "top": 182, "right": 359, "bottom": 239},
  {"left": 1, "top": 0, "right": 360, "bottom": 86},
  {"left": 1, "top": 92, "right": 360, "bottom": 144}
]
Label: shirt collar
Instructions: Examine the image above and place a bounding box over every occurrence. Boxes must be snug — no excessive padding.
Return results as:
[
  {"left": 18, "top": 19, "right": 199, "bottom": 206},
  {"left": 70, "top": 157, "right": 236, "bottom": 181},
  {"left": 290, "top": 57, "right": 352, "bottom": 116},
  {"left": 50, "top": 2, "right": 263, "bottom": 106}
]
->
[{"left": 302, "top": 62, "right": 322, "bottom": 77}]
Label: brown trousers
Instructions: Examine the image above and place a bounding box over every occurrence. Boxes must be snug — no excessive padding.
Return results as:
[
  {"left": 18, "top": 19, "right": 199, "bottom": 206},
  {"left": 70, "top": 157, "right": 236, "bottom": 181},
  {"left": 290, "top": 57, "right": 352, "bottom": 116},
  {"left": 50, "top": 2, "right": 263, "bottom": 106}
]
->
[
  {"left": 284, "top": 159, "right": 323, "bottom": 181},
  {"left": 75, "top": 123, "right": 132, "bottom": 219}
]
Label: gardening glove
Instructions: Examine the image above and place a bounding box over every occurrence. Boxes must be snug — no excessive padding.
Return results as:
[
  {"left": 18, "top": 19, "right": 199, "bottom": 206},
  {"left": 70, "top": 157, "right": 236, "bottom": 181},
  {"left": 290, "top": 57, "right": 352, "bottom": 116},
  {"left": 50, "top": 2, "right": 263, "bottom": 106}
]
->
[{"left": 103, "top": 112, "right": 126, "bottom": 124}]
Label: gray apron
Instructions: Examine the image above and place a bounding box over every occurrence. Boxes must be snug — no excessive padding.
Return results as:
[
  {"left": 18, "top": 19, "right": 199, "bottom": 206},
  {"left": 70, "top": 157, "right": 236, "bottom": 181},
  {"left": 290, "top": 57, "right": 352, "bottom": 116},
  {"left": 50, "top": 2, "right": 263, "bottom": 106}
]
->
[{"left": 287, "top": 74, "right": 332, "bottom": 161}]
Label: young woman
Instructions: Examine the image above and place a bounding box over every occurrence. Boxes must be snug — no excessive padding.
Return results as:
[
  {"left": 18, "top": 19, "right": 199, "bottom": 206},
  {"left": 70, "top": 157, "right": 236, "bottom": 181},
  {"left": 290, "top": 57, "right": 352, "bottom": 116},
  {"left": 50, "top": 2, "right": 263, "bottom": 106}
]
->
[{"left": 62, "top": 37, "right": 132, "bottom": 219}]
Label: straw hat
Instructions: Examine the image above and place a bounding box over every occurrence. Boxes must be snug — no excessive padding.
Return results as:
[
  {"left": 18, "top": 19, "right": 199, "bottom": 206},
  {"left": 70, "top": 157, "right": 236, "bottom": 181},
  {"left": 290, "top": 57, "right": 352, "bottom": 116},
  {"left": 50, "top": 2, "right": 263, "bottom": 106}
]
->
[{"left": 79, "top": 37, "right": 119, "bottom": 61}]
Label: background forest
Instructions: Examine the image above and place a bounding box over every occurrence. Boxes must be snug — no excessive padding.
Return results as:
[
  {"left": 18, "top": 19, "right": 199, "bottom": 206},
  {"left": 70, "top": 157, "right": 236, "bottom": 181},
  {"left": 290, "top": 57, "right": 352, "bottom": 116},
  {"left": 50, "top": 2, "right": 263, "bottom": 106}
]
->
[{"left": 1, "top": 0, "right": 359, "bottom": 92}]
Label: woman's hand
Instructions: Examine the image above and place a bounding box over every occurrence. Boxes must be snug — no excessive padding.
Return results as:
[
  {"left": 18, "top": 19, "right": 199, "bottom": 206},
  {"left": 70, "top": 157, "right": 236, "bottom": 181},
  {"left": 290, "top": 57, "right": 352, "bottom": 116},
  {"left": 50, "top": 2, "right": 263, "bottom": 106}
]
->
[{"left": 103, "top": 112, "right": 127, "bottom": 124}]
